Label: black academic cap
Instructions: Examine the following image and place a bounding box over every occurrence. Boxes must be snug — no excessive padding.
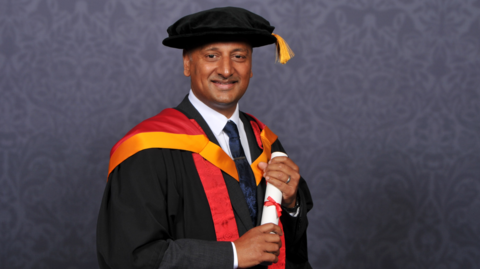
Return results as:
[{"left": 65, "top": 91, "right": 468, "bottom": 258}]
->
[{"left": 162, "top": 6, "right": 294, "bottom": 64}]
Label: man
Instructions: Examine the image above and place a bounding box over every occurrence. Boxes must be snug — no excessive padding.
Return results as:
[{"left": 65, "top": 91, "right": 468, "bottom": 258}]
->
[{"left": 97, "top": 7, "right": 312, "bottom": 269}]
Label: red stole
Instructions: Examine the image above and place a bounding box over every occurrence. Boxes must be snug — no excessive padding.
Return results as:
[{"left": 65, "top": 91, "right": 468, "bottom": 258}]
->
[{"left": 108, "top": 108, "right": 285, "bottom": 268}]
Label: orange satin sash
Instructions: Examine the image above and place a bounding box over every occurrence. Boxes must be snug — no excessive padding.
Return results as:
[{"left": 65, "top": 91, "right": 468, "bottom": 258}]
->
[{"left": 108, "top": 108, "right": 278, "bottom": 185}]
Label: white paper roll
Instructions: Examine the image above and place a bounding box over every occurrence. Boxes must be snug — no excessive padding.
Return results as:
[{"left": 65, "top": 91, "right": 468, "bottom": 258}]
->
[{"left": 260, "top": 151, "right": 288, "bottom": 225}]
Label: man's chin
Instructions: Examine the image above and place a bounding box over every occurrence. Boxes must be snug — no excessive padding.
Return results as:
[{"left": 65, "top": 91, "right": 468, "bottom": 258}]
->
[
  {"left": 213, "top": 99, "right": 237, "bottom": 108},
  {"left": 211, "top": 92, "right": 238, "bottom": 104}
]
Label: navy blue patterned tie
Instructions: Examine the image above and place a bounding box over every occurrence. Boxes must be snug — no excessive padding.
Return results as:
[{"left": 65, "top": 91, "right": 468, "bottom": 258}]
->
[{"left": 223, "top": 120, "right": 257, "bottom": 226}]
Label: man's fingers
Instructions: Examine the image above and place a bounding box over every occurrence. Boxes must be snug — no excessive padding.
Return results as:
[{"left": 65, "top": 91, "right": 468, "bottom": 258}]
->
[
  {"left": 267, "top": 177, "right": 296, "bottom": 191},
  {"left": 264, "top": 163, "right": 298, "bottom": 180},
  {"left": 266, "top": 175, "right": 296, "bottom": 194},
  {"left": 264, "top": 233, "right": 282, "bottom": 245},
  {"left": 263, "top": 241, "right": 281, "bottom": 253},
  {"left": 258, "top": 162, "right": 268, "bottom": 171},
  {"left": 260, "top": 252, "right": 279, "bottom": 264},
  {"left": 269, "top": 157, "right": 299, "bottom": 171},
  {"left": 259, "top": 223, "right": 283, "bottom": 236},
  {"left": 264, "top": 170, "right": 291, "bottom": 183}
]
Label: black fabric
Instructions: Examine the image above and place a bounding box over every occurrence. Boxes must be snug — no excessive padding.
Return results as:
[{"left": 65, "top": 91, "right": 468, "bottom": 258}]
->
[
  {"left": 96, "top": 96, "right": 313, "bottom": 269},
  {"left": 162, "top": 6, "right": 277, "bottom": 49}
]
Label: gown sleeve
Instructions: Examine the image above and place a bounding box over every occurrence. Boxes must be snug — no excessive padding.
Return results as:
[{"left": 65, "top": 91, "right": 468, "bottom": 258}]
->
[
  {"left": 271, "top": 139, "right": 314, "bottom": 268},
  {"left": 96, "top": 148, "right": 234, "bottom": 269}
]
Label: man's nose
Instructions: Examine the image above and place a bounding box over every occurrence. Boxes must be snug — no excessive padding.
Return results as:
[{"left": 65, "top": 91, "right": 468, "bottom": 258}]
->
[{"left": 217, "top": 57, "right": 233, "bottom": 78}]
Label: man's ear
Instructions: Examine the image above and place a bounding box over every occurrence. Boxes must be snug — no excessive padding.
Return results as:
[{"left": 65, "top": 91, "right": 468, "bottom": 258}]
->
[{"left": 183, "top": 51, "right": 191, "bottom": 77}]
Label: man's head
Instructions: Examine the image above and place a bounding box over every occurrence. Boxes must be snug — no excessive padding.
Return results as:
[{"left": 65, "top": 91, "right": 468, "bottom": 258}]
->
[
  {"left": 163, "top": 7, "right": 294, "bottom": 116},
  {"left": 183, "top": 41, "right": 253, "bottom": 117}
]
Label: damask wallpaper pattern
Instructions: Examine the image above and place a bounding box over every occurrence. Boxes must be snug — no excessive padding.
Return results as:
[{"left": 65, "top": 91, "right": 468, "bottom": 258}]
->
[{"left": 1, "top": 0, "right": 480, "bottom": 268}]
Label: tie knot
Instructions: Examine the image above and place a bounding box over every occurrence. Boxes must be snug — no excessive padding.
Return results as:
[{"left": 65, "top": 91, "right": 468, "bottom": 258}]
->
[{"left": 223, "top": 120, "right": 239, "bottom": 139}]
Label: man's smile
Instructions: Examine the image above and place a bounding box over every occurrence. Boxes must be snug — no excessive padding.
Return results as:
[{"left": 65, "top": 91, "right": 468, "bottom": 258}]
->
[{"left": 211, "top": 79, "right": 238, "bottom": 90}]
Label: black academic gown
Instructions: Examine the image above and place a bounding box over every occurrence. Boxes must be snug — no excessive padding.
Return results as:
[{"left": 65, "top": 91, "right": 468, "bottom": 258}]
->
[{"left": 96, "top": 96, "right": 313, "bottom": 269}]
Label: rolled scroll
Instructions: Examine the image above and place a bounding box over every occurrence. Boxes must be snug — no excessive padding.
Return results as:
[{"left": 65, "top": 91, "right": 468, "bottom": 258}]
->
[{"left": 260, "top": 151, "right": 288, "bottom": 225}]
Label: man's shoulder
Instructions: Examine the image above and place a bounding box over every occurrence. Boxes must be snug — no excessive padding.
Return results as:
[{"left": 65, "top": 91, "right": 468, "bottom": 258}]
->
[
  {"left": 108, "top": 107, "right": 207, "bottom": 176},
  {"left": 124, "top": 108, "right": 202, "bottom": 137}
]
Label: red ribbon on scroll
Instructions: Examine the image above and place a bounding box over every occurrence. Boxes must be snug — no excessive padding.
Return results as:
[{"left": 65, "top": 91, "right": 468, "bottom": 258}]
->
[{"left": 264, "top": 196, "right": 282, "bottom": 218}]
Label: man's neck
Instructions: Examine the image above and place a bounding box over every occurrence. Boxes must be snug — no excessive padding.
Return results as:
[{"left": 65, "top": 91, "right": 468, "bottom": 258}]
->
[
  {"left": 188, "top": 89, "right": 241, "bottom": 135},
  {"left": 189, "top": 92, "right": 238, "bottom": 118}
]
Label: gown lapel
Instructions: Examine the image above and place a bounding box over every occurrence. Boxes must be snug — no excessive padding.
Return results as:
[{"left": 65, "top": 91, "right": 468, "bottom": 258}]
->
[
  {"left": 176, "top": 96, "right": 256, "bottom": 234},
  {"left": 240, "top": 112, "right": 266, "bottom": 227}
]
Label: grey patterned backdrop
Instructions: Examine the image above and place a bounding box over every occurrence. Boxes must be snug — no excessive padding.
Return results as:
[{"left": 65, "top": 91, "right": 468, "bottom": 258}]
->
[{"left": 1, "top": 0, "right": 480, "bottom": 268}]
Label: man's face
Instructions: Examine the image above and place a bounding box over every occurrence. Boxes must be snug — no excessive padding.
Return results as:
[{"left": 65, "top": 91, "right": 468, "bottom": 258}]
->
[{"left": 183, "top": 41, "right": 253, "bottom": 117}]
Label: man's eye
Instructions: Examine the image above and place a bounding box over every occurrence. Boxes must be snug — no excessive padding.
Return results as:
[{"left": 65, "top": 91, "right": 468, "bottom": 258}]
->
[
  {"left": 234, "top": 55, "right": 245, "bottom": 59},
  {"left": 207, "top": 54, "right": 216, "bottom": 58}
]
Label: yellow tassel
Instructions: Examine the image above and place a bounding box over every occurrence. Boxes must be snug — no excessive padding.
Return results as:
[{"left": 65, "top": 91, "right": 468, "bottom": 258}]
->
[{"left": 272, "top": 33, "right": 295, "bottom": 64}]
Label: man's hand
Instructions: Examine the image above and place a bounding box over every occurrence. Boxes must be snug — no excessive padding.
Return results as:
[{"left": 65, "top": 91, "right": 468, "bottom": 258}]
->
[
  {"left": 258, "top": 157, "right": 300, "bottom": 208},
  {"left": 234, "top": 223, "right": 283, "bottom": 268}
]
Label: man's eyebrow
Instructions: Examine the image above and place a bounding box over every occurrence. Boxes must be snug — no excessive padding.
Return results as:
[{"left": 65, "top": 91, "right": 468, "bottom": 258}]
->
[
  {"left": 204, "top": 47, "right": 220, "bottom": 51},
  {"left": 232, "top": 48, "right": 249, "bottom": 53},
  {"left": 203, "top": 47, "right": 250, "bottom": 53}
]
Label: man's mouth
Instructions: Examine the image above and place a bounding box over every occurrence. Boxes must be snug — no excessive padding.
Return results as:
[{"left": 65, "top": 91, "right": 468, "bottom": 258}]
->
[
  {"left": 212, "top": 80, "right": 237, "bottom": 84},
  {"left": 211, "top": 80, "right": 237, "bottom": 89}
]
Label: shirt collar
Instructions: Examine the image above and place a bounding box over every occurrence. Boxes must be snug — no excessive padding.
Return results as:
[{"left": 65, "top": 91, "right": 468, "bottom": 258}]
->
[{"left": 188, "top": 89, "right": 241, "bottom": 136}]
